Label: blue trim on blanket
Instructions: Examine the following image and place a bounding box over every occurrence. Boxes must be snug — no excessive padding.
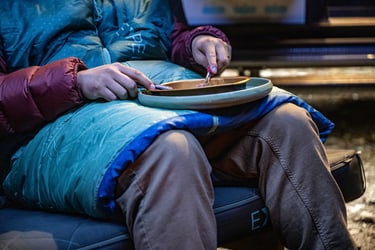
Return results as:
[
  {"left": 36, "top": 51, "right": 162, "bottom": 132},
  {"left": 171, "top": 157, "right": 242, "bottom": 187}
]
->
[{"left": 98, "top": 89, "right": 335, "bottom": 216}]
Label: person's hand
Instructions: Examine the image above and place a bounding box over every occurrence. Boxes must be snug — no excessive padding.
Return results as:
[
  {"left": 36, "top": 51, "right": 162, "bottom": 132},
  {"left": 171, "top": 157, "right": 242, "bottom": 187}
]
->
[
  {"left": 77, "top": 63, "right": 155, "bottom": 101},
  {"left": 191, "top": 35, "right": 232, "bottom": 75}
]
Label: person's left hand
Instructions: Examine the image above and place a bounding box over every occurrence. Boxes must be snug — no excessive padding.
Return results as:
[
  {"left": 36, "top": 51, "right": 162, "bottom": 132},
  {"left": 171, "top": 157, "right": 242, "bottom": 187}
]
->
[{"left": 191, "top": 35, "right": 232, "bottom": 76}]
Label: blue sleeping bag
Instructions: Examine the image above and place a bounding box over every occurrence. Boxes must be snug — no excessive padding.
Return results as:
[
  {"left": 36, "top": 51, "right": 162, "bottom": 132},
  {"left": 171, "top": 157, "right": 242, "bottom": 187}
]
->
[{"left": 3, "top": 61, "right": 334, "bottom": 218}]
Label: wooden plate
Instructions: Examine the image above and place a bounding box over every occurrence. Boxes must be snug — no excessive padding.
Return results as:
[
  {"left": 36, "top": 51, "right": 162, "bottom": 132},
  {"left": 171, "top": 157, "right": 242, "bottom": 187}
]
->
[{"left": 144, "top": 76, "right": 250, "bottom": 96}]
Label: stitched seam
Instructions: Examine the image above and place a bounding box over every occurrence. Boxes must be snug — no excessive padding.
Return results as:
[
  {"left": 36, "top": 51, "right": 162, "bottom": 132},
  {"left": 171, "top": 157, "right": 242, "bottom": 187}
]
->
[{"left": 247, "top": 130, "right": 330, "bottom": 249}]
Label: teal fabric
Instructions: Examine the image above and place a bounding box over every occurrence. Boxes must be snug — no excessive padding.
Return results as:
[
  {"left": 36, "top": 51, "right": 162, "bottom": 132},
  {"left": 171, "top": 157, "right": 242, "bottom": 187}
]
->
[
  {"left": 123, "top": 60, "right": 202, "bottom": 84},
  {"left": 0, "top": 0, "right": 173, "bottom": 70},
  {"left": 6, "top": 101, "right": 197, "bottom": 217},
  {"left": 3, "top": 60, "right": 201, "bottom": 217}
]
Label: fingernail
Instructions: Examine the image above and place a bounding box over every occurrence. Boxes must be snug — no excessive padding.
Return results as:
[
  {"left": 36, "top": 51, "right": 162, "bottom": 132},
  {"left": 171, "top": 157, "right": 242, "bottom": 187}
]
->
[{"left": 209, "top": 65, "right": 217, "bottom": 74}]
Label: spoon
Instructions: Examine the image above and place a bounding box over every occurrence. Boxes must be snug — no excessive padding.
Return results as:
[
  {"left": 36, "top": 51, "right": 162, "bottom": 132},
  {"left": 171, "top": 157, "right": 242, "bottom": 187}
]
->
[{"left": 204, "top": 69, "right": 212, "bottom": 85}]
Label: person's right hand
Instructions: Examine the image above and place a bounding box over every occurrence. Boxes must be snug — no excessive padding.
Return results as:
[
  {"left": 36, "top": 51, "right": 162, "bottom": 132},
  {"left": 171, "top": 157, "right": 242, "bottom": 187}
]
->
[
  {"left": 191, "top": 35, "right": 232, "bottom": 76},
  {"left": 77, "top": 63, "right": 155, "bottom": 101}
]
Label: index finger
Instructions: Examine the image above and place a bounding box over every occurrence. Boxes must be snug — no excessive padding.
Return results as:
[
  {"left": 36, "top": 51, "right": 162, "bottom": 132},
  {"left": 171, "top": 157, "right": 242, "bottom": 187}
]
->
[
  {"left": 116, "top": 63, "right": 155, "bottom": 90},
  {"left": 205, "top": 46, "right": 218, "bottom": 74}
]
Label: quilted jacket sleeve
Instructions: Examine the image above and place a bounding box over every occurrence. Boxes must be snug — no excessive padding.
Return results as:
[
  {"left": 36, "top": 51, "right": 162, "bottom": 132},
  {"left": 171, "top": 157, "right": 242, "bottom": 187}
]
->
[
  {"left": 170, "top": 17, "right": 231, "bottom": 76},
  {"left": 0, "top": 57, "right": 87, "bottom": 139}
]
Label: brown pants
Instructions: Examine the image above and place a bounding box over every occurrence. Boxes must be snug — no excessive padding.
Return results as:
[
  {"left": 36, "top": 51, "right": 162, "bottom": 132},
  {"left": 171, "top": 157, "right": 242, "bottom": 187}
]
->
[{"left": 116, "top": 103, "right": 356, "bottom": 250}]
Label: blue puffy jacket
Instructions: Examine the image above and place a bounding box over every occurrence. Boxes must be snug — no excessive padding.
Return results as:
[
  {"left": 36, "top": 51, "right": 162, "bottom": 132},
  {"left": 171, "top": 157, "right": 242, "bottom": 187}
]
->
[{"left": 0, "top": 0, "right": 174, "bottom": 70}]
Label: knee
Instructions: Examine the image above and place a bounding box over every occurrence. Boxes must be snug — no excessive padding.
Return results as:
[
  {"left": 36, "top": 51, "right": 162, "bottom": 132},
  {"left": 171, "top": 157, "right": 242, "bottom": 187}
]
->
[
  {"left": 264, "top": 103, "right": 320, "bottom": 138},
  {"left": 157, "top": 130, "right": 202, "bottom": 158},
  {"left": 155, "top": 130, "right": 212, "bottom": 170},
  {"left": 152, "top": 130, "right": 213, "bottom": 185},
  {"left": 257, "top": 103, "right": 319, "bottom": 140}
]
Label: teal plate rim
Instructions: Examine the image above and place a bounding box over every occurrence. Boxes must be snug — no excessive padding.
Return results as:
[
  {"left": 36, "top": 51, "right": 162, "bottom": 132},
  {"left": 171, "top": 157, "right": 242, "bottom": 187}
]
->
[{"left": 138, "top": 77, "right": 273, "bottom": 110}]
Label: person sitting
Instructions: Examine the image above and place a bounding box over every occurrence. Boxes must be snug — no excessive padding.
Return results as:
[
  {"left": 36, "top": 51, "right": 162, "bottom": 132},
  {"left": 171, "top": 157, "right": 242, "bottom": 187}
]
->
[{"left": 0, "top": 0, "right": 356, "bottom": 249}]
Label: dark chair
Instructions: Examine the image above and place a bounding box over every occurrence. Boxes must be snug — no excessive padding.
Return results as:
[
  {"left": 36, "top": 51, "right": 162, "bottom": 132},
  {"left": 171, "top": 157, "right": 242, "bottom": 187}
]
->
[{"left": 0, "top": 148, "right": 365, "bottom": 249}]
